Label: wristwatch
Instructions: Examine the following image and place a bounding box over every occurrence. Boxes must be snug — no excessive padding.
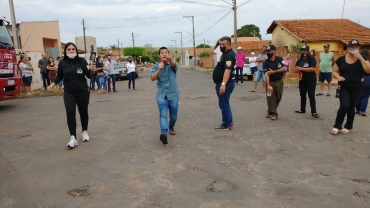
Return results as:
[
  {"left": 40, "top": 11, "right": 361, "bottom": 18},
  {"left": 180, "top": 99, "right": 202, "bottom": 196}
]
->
[{"left": 221, "top": 82, "right": 225, "bottom": 86}]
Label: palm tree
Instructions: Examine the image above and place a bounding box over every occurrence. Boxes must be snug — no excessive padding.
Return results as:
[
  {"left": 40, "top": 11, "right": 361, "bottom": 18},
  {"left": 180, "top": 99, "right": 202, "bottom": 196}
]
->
[{"left": 109, "top": 45, "right": 118, "bottom": 50}]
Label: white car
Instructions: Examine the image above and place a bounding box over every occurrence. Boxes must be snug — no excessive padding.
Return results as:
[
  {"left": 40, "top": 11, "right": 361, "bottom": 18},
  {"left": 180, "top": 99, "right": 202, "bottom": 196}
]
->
[{"left": 242, "top": 57, "right": 253, "bottom": 80}]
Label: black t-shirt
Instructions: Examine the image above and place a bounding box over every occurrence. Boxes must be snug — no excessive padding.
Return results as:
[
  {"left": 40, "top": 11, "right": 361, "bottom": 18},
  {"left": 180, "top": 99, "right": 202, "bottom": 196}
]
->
[
  {"left": 55, "top": 58, "right": 91, "bottom": 92},
  {"left": 336, "top": 55, "right": 367, "bottom": 89},
  {"left": 263, "top": 56, "right": 286, "bottom": 81},
  {"left": 296, "top": 55, "right": 317, "bottom": 81},
  {"left": 212, "top": 49, "right": 236, "bottom": 84}
]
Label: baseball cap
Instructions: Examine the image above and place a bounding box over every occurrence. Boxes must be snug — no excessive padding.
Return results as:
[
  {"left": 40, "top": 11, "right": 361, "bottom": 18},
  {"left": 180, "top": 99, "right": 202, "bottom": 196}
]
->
[
  {"left": 266, "top": 45, "right": 276, "bottom": 51},
  {"left": 323, "top": 43, "right": 330, "bottom": 48},
  {"left": 251, "top": 52, "right": 255, "bottom": 55},
  {"left": 301, "top": 45, "right": 309, "bottom": 51},
  {"left": 237, "top": 46, "right": 242, "bottom": 50},
  {"left": 348, "top": 39, "right": 360, "bottom": 47}
]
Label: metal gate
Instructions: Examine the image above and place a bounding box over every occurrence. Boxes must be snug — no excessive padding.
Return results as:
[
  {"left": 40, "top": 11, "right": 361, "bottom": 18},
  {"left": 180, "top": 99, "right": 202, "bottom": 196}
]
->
[{"left": 44, "top": 47, "right": 59, "bottom": 60}]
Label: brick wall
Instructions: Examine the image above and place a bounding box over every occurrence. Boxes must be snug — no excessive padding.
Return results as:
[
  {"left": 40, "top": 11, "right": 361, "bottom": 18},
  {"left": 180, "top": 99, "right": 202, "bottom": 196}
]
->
[{"left": 200, "top": 56, "right": 214, "bottom": 68}]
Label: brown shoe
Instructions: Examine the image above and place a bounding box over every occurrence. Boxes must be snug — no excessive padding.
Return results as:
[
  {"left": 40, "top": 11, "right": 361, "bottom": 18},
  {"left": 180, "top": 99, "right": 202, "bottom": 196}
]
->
[
  {"left": 270, "top": 116, "right": 277, "bottom": 120},
  {"left": 266, "top": 112, "right": 270, "bottom": 118},
  {"left": 169, "top": 128, "right": 176, "bottom": 135}
]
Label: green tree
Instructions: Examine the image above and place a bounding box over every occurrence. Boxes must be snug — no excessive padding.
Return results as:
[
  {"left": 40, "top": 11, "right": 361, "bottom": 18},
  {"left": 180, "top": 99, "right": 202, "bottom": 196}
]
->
[
  {"left": 123, "top": 47, "right": 147, "bottom": 63},
  {"left": 109, "top": 45, "right": 118, "bottom": 50},
  {"left": 149, "top": 51, "right": 160, "bottom": 63},
  {"left": 231, "top": 24, "right": 262, "bottom": 39},
  {"left": 196, "top": 44, "right": 211, "bottom": 48}
]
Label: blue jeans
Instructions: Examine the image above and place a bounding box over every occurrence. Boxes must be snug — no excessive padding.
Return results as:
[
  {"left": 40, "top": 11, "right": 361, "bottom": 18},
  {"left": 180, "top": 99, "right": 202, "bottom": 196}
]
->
[
  {"left": 107, "top": 74, "right": 116, "bottom": 91},
  {"left": 91, "top": 74, "right": 100, "bottom": 90},
  {"left": 215, "top": 82, "right": 235, "bottom": 126},
  {"left": 99, "top": 76, "right": 105, "bottom": 90},
  {"left": 157, "top": 96, "right": 179, "bottom": 136},
  {"left": 356, "top": 76, "right": 370, "bottom": 112},
  {"left": 128, "top": 72, "right": 135, "bottom": 89},
  {"left": 254, "top": 70, "right": 265, "bottom": 82},
  {"left": 235, "top": 67, "right": 243, "bottom": 84}
]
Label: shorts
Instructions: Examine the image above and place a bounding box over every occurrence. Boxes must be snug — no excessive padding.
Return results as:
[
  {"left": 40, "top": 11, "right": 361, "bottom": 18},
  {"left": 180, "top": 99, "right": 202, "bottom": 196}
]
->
[
  {"left": 254, "top": 70, "right": 265, "bottom": 82},
  {"left": 58, "top": 77, "right": 64, "bottom": 87},
  {"left": 22, "top": 76, "right": 32, "bottom": 87},
  {"left": 250, "top": 66, "right": 258, "bottom": 75},
  {"left": 318, "top": 72, "right": 332, "bottom": 82}
]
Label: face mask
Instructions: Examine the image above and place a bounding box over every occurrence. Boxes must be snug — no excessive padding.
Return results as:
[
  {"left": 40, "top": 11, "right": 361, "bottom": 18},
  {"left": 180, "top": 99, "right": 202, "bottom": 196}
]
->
[
  {"left": 267, "top": 53, "right": 273, "bottom": 59},
  {"left": 108, "top": 59, "right": 111, "bottom": 61},
  {"left": 67, "top": 53, "right": 77, "bottom": 59},
  {"left": 220, "top": 46, "right": 226, "bottom": 53},
  {"left": 129, "top": 60, "right": 132, "bottom": 62},
  {"left": 349, "top": 49, "right": 359, "bottom": 55},
  {"left": 301, "top": 53, "right": 308, "bottom": 59},
  {"left": 237, "top": 50, "right": 241, "bottom": 52}
]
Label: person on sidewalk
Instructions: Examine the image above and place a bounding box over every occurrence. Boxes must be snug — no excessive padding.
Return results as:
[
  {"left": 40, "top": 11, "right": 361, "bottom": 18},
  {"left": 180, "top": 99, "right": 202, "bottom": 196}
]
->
[
  {"left": 264, "top": 45, "right": 286, "bottom": 120},
  {"left": 213, "top": 36, "right": 236, "bottom": 130},
  {"left": 355, "top": 49, "right": 370, "bottom": 116},
  {"left": 294, "top": 45, "right": 319, "bottom": 118},
  {"left": 283, "top": 53, "right": 292, "bottom": 88},
  {"left": 107, "top": 55, "right": 118, "bottom": 92},
  {"left": 235, "top": 46, "right": 245, "bottom": 86},
  {"left": 250, "top": 46, "right": 267, "bottom": 93},
  {"left": 317, "top": 44, "right": 335, "bottom": 96},
  {"left": 331, "top": 39, "right": 370, "bottom": 134},
  {"left": 151, "top": 47, "right": 180, "bottom": 145},
  {"left": 47, "top": 42, "right": 92, "bottom": 148}
]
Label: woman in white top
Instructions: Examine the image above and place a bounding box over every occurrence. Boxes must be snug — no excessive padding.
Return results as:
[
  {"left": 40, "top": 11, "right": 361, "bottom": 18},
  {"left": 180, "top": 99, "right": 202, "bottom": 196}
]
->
[
  {"left": 126, "top": 57, "right": 136, "bottom": 90},
  {"left": 19, "top": 56, "right": 33, "bottom": 96}
]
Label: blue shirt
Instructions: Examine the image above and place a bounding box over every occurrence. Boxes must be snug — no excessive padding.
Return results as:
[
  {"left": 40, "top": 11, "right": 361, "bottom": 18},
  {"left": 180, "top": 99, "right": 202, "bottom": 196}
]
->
[{"left": 151, "top": 62, "right": 180, "bottom": 100}]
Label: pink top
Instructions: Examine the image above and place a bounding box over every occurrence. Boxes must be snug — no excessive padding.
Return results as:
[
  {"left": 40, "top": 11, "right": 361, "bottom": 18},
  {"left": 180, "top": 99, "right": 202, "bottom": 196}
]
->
[{"left": 236, "top": 52, "right": 246, "bottom": 68}]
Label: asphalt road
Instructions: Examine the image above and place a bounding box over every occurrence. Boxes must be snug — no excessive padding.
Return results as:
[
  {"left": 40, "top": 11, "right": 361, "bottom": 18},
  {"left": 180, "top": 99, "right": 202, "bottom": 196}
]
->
[{"left": 0, "top": 68, "right": 369, "bottom": 208}]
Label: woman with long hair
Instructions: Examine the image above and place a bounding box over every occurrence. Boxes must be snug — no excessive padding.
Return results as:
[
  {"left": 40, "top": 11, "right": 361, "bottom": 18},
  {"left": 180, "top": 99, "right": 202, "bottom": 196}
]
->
[
  {"left": 331, "top": 39, "right": 370, "bottom": 134},
  {"left": 95, "top": 56, "right": 106, "bottom": 94},
  {"left": 126, "top": 57, "right": 136, "bottom": 90},
  {"left": 283, "top": 53, "right": 292, "bottom": 88},
  {"left": 47, "top": 42, "right": 92, "bottom": 148},
  {"left": 46, "top": 57, "right": 57, "bottom": 91}
]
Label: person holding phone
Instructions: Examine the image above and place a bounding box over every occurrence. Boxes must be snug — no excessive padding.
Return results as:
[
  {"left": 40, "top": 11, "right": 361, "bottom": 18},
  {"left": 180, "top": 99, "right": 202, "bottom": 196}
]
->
[{"left": 126, "top": 57, "right": 136, "bottom": 90}]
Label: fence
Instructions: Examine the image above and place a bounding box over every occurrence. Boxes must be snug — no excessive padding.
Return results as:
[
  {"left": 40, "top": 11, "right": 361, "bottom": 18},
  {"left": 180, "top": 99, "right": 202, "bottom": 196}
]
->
[{"left": 200, "top": 56, "right": 214, "bottom": 68}]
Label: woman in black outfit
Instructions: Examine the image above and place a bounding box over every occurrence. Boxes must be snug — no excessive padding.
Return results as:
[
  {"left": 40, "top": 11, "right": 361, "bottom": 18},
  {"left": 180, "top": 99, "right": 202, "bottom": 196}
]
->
[
  {"left": 294, "top": 45, "right": 319, "bottom": 117},
  {"left": 331, "top": 39, "right": 370, "bottom": 134},
  {"left": 48, "top": 42, "right": 92, "bottom": 148}
]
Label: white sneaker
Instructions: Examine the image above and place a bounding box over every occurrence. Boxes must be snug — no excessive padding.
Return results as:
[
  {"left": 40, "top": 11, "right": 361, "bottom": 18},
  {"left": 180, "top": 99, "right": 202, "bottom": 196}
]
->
[
  {"left": 82, "top": 130, "right": 90, "bottom": 142},
  {"left": 66, "top": 135, "right": 78, "bottom": 148}
]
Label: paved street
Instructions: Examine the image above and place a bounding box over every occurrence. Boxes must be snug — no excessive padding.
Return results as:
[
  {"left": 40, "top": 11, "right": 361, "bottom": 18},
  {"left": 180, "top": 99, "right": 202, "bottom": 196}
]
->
[{"left": 0, "top": 68, "right": 369, "bottom": 208}]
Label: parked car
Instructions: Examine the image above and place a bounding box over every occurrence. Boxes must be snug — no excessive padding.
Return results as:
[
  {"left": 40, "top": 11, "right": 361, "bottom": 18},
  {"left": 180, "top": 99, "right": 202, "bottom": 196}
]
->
[
  {"left": 242, "top": 57, "right": 253, "bottom": 80},
  {"left": 115, "top": 62, "right": 139, "bottom": 80}
]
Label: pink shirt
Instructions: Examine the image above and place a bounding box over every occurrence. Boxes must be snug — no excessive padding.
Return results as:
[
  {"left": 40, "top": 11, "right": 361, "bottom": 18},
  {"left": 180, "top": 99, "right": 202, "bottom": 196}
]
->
[{"left": 236, "top": 52, "right": 246, "bottom": 68}]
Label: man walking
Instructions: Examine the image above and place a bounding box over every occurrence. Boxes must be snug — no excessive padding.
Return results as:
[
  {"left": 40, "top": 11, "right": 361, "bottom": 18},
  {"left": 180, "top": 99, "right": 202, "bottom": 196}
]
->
[
  {"left": 38, "top": 53, "right": 49, "bottom": 90},
  {"left": 317, "top": 43, "right": 335, "bottom": 96},
  {"left": 235, "top": 46, "right": 245, "bottom": 86},
  {"left": 250, "top": 46, "right": 267, "bottom": 92},
  {"left": 107, "top": 55, "right": 117, "bottom": 92},
  {"left": 213, "top": 36, "right": 236, "bottom": 130},
  {"left": 264, "top": 45, "right": 286, "bottom": 120}
]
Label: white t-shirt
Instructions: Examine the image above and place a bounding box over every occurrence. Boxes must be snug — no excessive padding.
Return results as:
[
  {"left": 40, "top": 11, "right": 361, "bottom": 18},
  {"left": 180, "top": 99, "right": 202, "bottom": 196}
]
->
[
  {"left": 104, "top": 60, "right": 110, "bottom": 68},
  {"left": 126, "top": 62, "right": 136, "bottom": 73},
  {"left": 19, "top": 62, "right": 32, "bottom": 77},
  {"left": 249, "top": 57, "right": 257, "bottom": 67}
]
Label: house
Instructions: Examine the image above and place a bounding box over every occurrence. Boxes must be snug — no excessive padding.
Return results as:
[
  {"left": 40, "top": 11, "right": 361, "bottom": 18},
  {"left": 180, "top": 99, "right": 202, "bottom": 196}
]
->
[
  {"left": 6, "top": 21, "right": 61, "bottom": 89},
  {"left": 266, "top": 19, "right": 370, "bottom": 52},
  {"left": 185, "top": 48, "right": 213, "bottom": 66}
]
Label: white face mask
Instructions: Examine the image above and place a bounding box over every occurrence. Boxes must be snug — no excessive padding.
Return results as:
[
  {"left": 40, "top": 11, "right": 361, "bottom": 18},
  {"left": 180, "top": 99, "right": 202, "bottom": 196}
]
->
[
  {"left": 349, "top": 49, "right": 359, "bottom": 55},
  {"left": 67, "top": 53, "right": 77, "bottom": 59}
]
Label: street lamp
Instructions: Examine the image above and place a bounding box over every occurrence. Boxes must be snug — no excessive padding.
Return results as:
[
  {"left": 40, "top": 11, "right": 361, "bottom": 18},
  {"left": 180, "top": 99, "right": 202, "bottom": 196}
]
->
[{"left": 174, "top": 31, "right": 183, "bottom": 65}]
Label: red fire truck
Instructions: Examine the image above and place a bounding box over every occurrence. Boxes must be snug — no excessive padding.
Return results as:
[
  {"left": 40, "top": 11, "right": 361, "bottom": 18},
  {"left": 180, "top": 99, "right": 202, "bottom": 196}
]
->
[{"left": 0, "top": 16, "right": 22, "bottom": 101}]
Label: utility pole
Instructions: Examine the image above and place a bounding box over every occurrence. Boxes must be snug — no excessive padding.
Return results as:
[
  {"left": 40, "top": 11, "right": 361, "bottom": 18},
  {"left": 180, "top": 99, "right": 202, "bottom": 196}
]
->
[
  {"left": 9, "top": 0, "right": 19, "bottom": 50},
  {"left": 132, "top": 32, "right": 135, "bottom": 47},
  {"left": 82, "top": 19, "right": 86, "bottom": 54},
  {"left": 171, "top": 40, "right": 177, "bottom": 59},
  {"left": 175, "top": 31, "right": 183, "bottom": 65},
  {"left": 203, "top": 38, "right": 205, "bottom": 50},
  {"left": 233, "top": 0, "right": 237, "bottom": 50},
  {"left": 184, "top": 15, "right": 196, "bottom": 68}
]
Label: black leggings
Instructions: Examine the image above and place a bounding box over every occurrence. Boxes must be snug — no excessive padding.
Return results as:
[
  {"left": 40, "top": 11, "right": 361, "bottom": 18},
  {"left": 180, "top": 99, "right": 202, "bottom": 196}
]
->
[
  {"left": 334, "top": 86, "right": 363, "bottom": 129},
  {"left": 299, "top": 79, "right": 317, "bottom": 113},
  {"left": 128, "top": 72, "right": 135, "bottom": 89},
  {"left": 63, "top": 90, "right": 90, "bottom": 138}
]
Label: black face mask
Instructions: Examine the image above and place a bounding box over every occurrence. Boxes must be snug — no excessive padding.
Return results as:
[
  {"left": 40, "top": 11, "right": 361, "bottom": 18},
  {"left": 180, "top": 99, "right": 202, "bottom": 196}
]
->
[
  {"left": 220, "top": 46, "right": 226, "bottom": 53},
  {"left": 301, "top": 53, "right": 308, "bottom": 59},
  {"left": 129, "top": 60, "right": 132, "bottom": 62},
  {"left": 267, "top": 53, "right": 274, "bottom": 59}
]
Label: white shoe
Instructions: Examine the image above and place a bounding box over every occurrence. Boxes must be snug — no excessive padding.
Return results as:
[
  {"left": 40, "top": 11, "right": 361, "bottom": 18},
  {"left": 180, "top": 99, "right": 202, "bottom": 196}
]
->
[
  {"left": 82, "top": 130, "right": 90, "bottom": 142},
  {"left": 66, "top": 136, "right": 78, "bottom": 148}
]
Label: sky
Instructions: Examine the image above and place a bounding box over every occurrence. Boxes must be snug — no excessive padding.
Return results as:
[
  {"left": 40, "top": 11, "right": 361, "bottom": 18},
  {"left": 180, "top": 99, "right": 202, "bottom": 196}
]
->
[{"left": 1, "top": 0, "right": 369, "bottom": 49}]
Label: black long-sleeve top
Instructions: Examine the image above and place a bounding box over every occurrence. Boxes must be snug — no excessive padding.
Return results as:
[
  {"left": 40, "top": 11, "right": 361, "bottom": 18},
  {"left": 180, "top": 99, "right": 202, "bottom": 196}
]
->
[{"left": 54, "top": 57, "right": 91, "bottom": 92}]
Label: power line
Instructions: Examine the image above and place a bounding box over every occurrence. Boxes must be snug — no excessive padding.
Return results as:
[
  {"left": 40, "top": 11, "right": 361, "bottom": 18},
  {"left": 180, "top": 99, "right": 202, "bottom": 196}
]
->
[
  {"left": 195, "top": 10, "right": 232, "bottom": 38},
  {"left": 174, "top": 0, "right": 225, "bottom": 8}
]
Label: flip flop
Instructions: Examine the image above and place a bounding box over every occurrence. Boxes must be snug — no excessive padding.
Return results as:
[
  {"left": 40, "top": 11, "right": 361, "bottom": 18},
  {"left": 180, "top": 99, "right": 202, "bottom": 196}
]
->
[
  {"left": 331, "top": 128, "right": 338, "bottom": 135},
  {"left": 316, "top": 93, "right": 324, "bottom": 96},
  {"left": 249, "top": 90, "right": 256, "bottom": 92},
  {"left": 341, "top": 128, "right": 350, "bottom": 134},
  {"left": 312, "top": 113, "right": 319, "bottom": 118},
  {"left": 295, "top": 110, "right": 306, "bottom": 113}
]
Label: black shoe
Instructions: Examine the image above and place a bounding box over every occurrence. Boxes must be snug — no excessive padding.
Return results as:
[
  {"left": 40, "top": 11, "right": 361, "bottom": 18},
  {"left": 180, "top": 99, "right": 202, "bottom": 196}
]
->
[
  {"left": 355, "top": 111, "right": 361, "bottom": 114},
  {"left": 113, "top": 90, "right": 118, "bottom": 92},
  {"left": 214, "top": 125, "right": 231, "bottom": 130},
  {"left": 160, "top": 134, "right": 168, "bottom": 145}
]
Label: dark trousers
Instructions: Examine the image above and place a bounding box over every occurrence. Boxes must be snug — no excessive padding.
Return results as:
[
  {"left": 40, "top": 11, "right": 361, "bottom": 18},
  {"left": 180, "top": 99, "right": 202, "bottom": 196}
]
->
[
  {"left": 128, "top": 72, "right": 135, "bottom": 89},
  {"left": 215, "top": 82, "right": 235, "bottom": 126},
  {"left": 91, "top": 74, "right": 100, "bottom": 90},
  {"left": 107, "top": 74, "right": 116, "bottom": 91},
  {"left": 64, "top": 90, "right": 90, "bottom": 138},
  {"left": 334, "top": 86, "right": 364, "bottom": 129},
  {"left": 267, "top": 79, "right": 283, "bottom": 116},
  {"left": 40, "top": 71, "right": 50, "bottom": 89},
  {"left": 356, "top": 76, "right": 370, "bottom": 112},
  {"left": 299, "top": 79, "right": 317, "bottom": 113},
  {"left": 235, "top": 67, "right": 244, "bottom": 84}
]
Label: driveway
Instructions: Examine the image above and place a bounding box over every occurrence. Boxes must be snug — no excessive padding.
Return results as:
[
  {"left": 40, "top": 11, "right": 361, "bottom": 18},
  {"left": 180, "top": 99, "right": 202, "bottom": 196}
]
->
[{"left": 0, "top": 68, "right": 369, "bottom": 207}]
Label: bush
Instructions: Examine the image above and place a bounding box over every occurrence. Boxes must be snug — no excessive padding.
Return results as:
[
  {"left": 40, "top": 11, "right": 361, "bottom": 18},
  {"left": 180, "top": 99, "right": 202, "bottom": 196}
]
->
[
  {"left": 175, "top": 56, "right": 181, "bottom": 62},
  {"left": 199, "top": 51, "right": 210, "bottom": 58}
]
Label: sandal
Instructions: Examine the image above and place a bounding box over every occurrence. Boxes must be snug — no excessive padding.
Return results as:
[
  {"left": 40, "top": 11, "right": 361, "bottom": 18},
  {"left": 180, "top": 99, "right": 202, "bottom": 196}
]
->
[
  {"left": 295, "top": 110, "right": 306, "bottom": 113},
  {"left": 249, "top": 90, "right": 256, "bottom": 92},
  {"left": 341, "top": 128, "right": 350, "bottom": 134},
  {"left": 169, "top": 128, "right": 176, "bottom": 135},
  {"left": 331, "top": 128, "right": 339, "bottom": 135},
  {"left": 312, "top": 113, "right": 319, "bottom": 118}
]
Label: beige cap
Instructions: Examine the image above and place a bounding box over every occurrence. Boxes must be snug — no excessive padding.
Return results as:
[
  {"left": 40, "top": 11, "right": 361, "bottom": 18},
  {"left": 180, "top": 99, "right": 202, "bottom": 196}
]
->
[{"left": 237, "top": 46, "right": 242, "bottom": 50}]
